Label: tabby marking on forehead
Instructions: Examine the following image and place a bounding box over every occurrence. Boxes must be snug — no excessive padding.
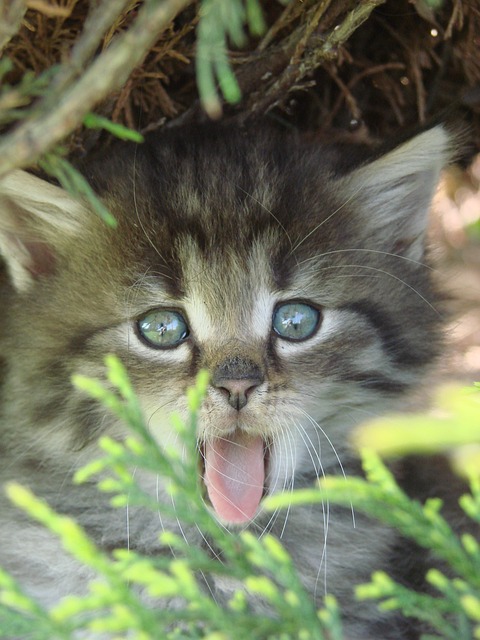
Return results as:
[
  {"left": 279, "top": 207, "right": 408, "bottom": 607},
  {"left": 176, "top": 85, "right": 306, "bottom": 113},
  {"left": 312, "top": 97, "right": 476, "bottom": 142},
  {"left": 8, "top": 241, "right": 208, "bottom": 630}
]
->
[
  {"left": 123, "top": 276, "right": 180, "bottom": 318},
  {"left": 178, "top": 236, "right": 276, "bottom": 344}
]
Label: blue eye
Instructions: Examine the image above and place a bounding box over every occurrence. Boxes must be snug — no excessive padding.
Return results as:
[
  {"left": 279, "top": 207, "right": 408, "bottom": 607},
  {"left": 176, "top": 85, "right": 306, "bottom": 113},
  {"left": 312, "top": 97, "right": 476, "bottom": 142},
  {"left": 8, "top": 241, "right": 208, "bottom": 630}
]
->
[
  {"left": 137, "top": 309, "right": 189, "bottom": 348},
  {"left": 273, "top": 302, "right": 320, "bottom": 341}
]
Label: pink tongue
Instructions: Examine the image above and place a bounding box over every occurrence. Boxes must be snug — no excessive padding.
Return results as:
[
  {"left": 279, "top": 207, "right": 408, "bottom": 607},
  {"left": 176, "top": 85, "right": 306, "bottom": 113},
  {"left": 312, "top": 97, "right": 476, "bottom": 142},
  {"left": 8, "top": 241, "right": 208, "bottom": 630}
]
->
[{"left": 204, "top": 433, "right": 265, "bottom": 524}]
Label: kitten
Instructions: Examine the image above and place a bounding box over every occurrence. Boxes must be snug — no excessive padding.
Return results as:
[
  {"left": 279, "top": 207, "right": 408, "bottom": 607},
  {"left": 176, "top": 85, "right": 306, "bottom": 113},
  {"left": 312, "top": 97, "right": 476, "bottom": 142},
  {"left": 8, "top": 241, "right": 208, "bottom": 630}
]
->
[{"left": 0, "top": 122, "right": 463, "bottom": 638}]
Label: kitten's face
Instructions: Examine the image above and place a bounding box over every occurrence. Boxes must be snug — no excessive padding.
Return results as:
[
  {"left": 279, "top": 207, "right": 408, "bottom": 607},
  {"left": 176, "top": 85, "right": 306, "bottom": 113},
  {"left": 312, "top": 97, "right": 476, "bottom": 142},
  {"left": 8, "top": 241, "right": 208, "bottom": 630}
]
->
[{"left": 0, "top": 124, "right": 452, "bottom": 524}]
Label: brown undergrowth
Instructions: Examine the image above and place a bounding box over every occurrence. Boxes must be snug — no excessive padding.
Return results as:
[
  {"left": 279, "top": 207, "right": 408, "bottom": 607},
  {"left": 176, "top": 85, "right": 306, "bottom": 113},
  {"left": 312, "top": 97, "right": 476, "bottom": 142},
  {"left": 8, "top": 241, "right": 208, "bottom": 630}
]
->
[{"left": 1, "top": 0, "right": 479, "bottom": 158}]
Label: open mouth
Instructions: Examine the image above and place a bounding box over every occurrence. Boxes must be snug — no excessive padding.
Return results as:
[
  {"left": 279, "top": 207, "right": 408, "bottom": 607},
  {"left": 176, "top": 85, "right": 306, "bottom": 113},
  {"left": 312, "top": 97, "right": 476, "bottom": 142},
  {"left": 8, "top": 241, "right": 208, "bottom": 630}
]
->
[{"left": 199, "top": 432, "right": 270, "bottom": 525}]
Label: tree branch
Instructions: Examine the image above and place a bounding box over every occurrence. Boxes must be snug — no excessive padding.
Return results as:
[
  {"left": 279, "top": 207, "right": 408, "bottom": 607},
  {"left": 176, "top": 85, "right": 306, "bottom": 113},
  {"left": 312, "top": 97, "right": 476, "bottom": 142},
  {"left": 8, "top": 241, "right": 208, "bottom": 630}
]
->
[
  {"left": 0, "top": 0, "right": 26, "bottom": 52},
  {"left": 51, "top": 0, "right": 135, "bottom": 94},
  {"left": 244, "top": 0, "right": 387, "bottom": 118},
  {"left": 0, "top": 0, "right": 193, "bottom": 177}
]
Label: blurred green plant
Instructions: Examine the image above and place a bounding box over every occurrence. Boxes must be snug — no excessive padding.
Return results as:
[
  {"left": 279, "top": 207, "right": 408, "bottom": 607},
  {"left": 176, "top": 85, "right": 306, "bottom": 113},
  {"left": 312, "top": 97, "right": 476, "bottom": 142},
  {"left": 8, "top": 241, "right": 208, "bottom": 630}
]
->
[
  {"left": 0, "top": 356, "right": 341, "bottom": 639},
  {"left": 39, "top": 152, "right": 119, "bottom": 228},
  {"left": 352, "top": 383, "right": 480, "bottom": 480},
  {"left": 266, "top": 382, "right": 480, "bottom": 640},
  {"left": 466, "top": 218, "right": 480, "bottom": 242},
  {"left": 196, "top": 0, "right": 268, "bottom": 117},
  {"left": 0, "top": 359, "right": 479, "bottom": 639}
]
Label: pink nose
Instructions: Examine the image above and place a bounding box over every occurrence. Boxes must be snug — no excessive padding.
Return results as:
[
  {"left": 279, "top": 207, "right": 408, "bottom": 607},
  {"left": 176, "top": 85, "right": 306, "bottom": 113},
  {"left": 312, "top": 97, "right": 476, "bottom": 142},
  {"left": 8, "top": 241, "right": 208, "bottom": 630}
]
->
[{"left": 213, "top": 377, "right": 262, "bottom": 410}]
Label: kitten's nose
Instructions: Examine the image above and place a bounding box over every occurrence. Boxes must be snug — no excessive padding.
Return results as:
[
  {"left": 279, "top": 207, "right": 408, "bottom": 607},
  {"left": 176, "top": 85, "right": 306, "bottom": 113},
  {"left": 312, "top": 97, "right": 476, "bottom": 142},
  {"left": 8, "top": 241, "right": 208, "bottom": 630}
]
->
[
  {"left": 214, "top": 378, "right": 262, "bottom": 410},
  {"left": 212, "top": 357, "right": 264, "bottom": 410}
]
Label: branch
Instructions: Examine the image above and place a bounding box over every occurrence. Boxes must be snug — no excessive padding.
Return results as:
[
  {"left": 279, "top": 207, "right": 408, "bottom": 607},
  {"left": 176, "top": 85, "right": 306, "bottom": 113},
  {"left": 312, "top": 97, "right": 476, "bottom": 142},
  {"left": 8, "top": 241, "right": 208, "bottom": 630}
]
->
[
  {"left": 0, "top": 0, "right": 26, "bottom": 52},
  {"left": 244, "top": 0, "right": 387, "bottom": 118},
  {"left": 51, "top": 0, "right": 135, "bottom": 94},
  {"left": 177, "top": 0, "right": 388, "bottom": 126},
  {"left": 0, "top": 0, "right": 193, "bottom": 177}
]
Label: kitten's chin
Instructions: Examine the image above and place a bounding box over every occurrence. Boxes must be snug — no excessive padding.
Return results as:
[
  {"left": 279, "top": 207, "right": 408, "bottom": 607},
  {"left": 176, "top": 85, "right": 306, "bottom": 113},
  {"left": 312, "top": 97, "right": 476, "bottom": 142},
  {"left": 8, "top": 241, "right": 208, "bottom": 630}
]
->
[{"left": 201, "top": 431, "right": 269, "bottom": 525}]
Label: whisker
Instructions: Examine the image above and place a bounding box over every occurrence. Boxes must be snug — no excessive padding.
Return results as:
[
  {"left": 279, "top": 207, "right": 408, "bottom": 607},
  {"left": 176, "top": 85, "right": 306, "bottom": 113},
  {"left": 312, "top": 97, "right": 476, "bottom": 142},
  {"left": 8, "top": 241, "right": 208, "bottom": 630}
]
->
[
  {"left": 298, "top": 263, "right": 442, "bottom": 317},
  {"left": 277, "top": 425, "right": 296, "bottom": 539},
  {"left": 255, "top": 437, "right": 283, "bottom": 537},
  {"left": 297, "top": 248, "right": 435, "bottom": 272},
  {"left": 233, "top": 182, "right": 293, "bottom": 248},
  {"left": 296, "top": 407, "right": 356, "bottom": 529},
  {"left": 292, "top": 419, "right": 329, "bottom": 599},
  {"left": 289, "top": 181, "right": 367, "bottom": 255},
  {"left": 258, "top": 422, "right": 291, "bottom": 538},
  {"left": 156, "top": 473, "right": 177, "bottom": 560},
  {"left": 132, "top": 147, "right": 173, "bottom": 275}
]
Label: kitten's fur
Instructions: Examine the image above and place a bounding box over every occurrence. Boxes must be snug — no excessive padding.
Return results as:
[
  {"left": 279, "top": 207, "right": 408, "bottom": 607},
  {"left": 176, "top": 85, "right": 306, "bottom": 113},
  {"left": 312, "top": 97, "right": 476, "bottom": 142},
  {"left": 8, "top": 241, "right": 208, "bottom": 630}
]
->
[{"left": 0, "top": 123, "right": 465, "bottom": 638}]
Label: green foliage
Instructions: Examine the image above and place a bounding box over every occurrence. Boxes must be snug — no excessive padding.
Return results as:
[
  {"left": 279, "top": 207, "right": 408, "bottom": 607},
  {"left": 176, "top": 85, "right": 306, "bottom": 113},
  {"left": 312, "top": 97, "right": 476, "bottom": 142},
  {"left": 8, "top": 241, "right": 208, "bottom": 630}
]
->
[
  {"left": 0, "top": 358, "right": 479, "bottom": 638},
  {"left": 0, "top": 357, "right": 340, "bottom": 639},
  {"left": 0, "top": 63, "right": 59, "bottom": 126},
  {"left": 352, "top": 383, "right": 480, "bottom": 480},
  {"left": 466, "top": 218, "right": 480, "bottom": 242},
  {"left": 38, "top": 113, "right": 144, "bottom": 228},
  {"left": 82, "top": 114, "right": 144, "bottom": 143},
  {"left": 39, "top": 153, "right": 118, "bottom": 228},
  {"left": 196, "top": 0, "right": 267, "bottom": 117},
  {"left": 266, "top": 450, "right": 480, "bottom": 639}
]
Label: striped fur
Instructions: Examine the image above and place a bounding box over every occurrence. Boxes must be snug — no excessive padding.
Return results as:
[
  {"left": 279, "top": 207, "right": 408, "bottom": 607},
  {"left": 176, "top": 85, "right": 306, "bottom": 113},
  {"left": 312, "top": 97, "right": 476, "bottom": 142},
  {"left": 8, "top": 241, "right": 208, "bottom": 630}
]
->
[{"left": 0, "top": 123, "right": 460, "bottom": 638}]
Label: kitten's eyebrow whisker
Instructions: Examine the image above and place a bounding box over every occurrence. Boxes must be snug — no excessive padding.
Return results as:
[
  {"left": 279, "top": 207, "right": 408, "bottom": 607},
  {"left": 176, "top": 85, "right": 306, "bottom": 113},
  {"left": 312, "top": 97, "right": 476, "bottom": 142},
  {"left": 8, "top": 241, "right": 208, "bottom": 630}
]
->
[
  {"left": 124, "top": 266, "right": 154, "bottom": 318},
  {"left": 297, "top": 248, "right": 435, "bottom": 272},
  {"left": 132, "top": 147, "right": 173, "bottom": 275},
  {"left": 124, "top": 269, "right": 175, "bottom": 315},
  {"left": 289, "top": 181, "right": 366, "bottom": 256},
  {"left": 300, "top": 263, "right": 442, "bottom": 318},
  {"left": 233, "top": 182, "right": 293, "bottom": 248}
]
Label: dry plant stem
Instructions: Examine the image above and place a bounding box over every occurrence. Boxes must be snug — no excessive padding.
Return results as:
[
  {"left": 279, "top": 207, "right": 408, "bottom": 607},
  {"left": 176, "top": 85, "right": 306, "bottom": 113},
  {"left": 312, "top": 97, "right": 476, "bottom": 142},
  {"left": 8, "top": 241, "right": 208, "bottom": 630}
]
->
[
  {"left": 245, "top": 0, "right": 387, "bottom": 117},
  {"left": 326, "top": 65, "right": 361, "bottom": 121},
  {"left": 0, "top": 0, "right": 193, "bottom": 177},
  {"left": 445, "top": 0, "right": 463, "bottom": 39},
  {"left": 257, "top": 0, "right": 309, "bottom": 52},
  {"left": 410, "top": 52, "right": 426, "bottom": 123},
  {"left": 26, "top": 0, "right": 73, "bottom": 18},
  {"left": 53, "top": 0, "right": 134, "bottom": 92},
  {"left": 0, "top": 0, "right": 26, "bottom": 52},
  {"left": 325, "top": 62, "right": 405, "bottom": 127},
  {"left": 291, "top": 0, "right": 332, "bottom": 65}
]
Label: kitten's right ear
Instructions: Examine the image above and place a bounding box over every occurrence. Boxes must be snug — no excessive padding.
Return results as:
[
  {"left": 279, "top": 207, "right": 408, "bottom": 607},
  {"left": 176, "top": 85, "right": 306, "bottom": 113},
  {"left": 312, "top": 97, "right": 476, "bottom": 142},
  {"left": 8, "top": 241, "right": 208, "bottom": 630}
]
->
[{"left": 0, "top": 170, "right": 87, "bottom": 292}]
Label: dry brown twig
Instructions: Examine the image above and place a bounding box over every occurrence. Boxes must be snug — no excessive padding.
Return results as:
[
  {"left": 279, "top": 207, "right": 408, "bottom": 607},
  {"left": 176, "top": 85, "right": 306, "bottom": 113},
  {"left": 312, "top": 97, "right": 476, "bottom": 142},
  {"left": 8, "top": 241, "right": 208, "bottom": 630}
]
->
[
  {"left": 243, "top": 0, "right": 387, "bottom": 118},
  {"left": 1, "top": 0, "right": 479, "bottom": 170},
  {"left": 0, "top": 0, "right": 193, "bottom": 177},
  {"left": 0, "top": 0, "right": 27, "bottom": 52},
  {"left": 25, "top": 0, "right": 74, "bottom": 19}
]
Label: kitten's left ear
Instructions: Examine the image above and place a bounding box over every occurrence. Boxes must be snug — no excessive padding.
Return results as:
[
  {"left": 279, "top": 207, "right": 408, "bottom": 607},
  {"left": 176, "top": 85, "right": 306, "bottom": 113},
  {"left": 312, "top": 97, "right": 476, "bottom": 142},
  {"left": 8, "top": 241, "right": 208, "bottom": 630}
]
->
[
  {"left": 0, "top": 170, "right": 86, "bottom": 292},
  {"left": 341, "top": 124, "right": 458, "bottom": 260}
]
